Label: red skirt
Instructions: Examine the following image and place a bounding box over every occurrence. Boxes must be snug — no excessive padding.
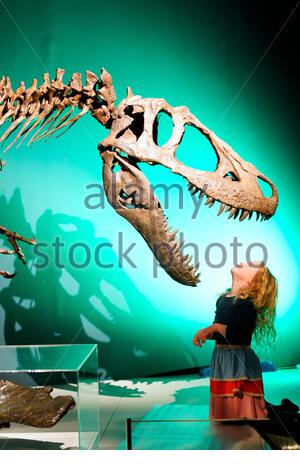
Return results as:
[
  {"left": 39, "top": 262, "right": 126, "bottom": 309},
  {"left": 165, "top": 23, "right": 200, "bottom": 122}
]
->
[{"left": 209, "top": 345, "right": 269, "bottom": 420}]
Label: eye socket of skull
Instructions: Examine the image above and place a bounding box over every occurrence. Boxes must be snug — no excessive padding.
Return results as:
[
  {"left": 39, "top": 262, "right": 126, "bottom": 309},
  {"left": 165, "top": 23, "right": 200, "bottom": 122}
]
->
[{"left": 152, "top": 109, "right": 175, "bottom": 147}]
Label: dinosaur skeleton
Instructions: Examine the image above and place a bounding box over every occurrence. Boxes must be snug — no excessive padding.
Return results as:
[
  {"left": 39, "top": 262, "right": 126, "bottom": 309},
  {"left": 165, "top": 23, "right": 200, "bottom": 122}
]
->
[{"left": 0, "top": 68, "right": 278, "bottom": 286}]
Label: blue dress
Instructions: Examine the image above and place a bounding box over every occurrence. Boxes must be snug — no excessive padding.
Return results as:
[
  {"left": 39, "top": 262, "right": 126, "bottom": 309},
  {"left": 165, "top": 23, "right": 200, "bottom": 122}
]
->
[{"left": 209, "top": 295, "right": 269, "bottom": 420}]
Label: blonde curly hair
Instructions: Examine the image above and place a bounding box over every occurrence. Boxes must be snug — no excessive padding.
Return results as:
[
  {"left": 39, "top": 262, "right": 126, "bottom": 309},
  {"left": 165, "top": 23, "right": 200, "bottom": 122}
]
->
[{"left": 221, "top": 265, "right": 278, "bottom": 346}]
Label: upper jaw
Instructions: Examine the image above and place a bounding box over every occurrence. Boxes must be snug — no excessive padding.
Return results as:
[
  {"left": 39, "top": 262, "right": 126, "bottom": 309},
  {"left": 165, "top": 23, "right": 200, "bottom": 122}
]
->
[
  {"left": 100, "top": 135, "right": 278, "bottom": 217},
  {"left": 190, "top": 189, "right": 266, "bottom": 221},
  {"left": 103, "top": 146, "right": 278, "bottom": 221},
  {"left": 184, "top": 168, "right": 278, "bottom": 221},
  {"left": 100, "top": 144, "right": 278, "bottom": 286}
]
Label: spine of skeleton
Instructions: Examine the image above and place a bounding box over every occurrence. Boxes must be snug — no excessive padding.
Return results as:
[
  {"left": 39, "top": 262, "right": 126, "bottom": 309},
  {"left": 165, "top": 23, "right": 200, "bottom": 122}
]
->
[
  {"left": 0, "top": 67, "right": 115, "bottom": 278},
  {"left": 0, "top": 67, "right": 115, "bottom": 154}
]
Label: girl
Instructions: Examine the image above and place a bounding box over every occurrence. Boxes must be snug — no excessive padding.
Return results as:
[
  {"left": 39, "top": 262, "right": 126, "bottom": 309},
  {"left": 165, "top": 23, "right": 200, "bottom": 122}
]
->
[{"left": 193, "top": 260, "right": 278, "bottom": 420}]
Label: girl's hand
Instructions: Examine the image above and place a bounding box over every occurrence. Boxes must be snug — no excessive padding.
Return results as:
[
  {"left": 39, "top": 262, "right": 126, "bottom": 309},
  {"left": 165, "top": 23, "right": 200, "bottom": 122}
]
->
[{"left": 193, "top": 328, "right": 208, "bottom": 347}]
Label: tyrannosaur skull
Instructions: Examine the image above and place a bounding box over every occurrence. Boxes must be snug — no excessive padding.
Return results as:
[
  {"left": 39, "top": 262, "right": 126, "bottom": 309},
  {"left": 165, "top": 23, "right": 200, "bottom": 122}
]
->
[{"left": 98, "top": 85, "right": 278, "bottom": 286}]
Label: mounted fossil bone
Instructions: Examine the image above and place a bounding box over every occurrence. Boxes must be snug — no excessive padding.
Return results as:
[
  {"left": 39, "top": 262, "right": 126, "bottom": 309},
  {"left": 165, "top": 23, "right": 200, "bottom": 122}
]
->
[
  {"left": 0, "top": 68, "right": 278, "bottom": 286},
  {"left": 0, "top": 380, "right": 75, "bottom": 428}
]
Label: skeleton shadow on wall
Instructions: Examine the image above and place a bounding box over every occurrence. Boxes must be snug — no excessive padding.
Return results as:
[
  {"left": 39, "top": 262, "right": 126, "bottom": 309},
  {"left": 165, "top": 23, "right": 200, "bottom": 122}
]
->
[{"left": 0, "top": 188, "right": 200, "bottom": 382}]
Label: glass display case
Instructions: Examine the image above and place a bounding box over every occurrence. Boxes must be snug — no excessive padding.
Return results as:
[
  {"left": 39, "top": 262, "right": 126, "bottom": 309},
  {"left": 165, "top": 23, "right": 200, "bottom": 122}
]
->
[{"left": 0, "top": 344, "right": 99, "bottom": 449}]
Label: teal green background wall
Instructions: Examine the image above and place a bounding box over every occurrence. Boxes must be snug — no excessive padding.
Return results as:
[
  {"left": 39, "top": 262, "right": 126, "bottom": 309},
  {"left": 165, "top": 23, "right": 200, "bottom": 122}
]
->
[{"left": 0, "top": 1, "right": 299, "bottom": 378}]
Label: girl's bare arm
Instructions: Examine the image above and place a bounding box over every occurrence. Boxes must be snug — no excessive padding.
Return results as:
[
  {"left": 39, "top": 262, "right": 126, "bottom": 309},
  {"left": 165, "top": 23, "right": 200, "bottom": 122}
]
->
[
  {"left": 193, "top": 323, "right": 227, "bottom": 347},
  {"left": 204, "top": 323, "right": 227, "bottom": 338}
]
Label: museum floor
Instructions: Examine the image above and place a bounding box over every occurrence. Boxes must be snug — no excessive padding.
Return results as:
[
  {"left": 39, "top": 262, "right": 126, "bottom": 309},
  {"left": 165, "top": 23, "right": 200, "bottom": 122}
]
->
[{"left": 0, "top": 367, "right": 299, "bottom": 450}]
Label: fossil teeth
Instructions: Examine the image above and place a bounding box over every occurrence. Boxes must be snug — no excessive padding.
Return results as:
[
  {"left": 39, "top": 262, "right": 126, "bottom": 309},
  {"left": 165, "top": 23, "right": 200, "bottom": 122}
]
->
[
  {"left": 225, "top": 204, "right": 232, "bottom": 212},
  {"left": 168, "top": 229, "right": 179, "bottom": 241},
  {"left": 187, "top": 183, "right": 199, "bottom": 195},
  {"left": 194, "top": 262, "right": 200, "bottom": 272},
  {"left": 233, "top": 209, "right": 240, "bottom": 219},
  {"left": 173, "top": 244, "right": 180, "bottom": 254},
  {"left": 205, "top": 196, "right": 214, "bottom": 206},
  {"left": 198, "top": 189, "right": 207, "bottom": 201},
  {"left": 239, "top": 210, "right": 250, "bottom": 222},
  {"left": 228, "top": 207, "right": 236, "bottom": 219},
  {"left": 217, "top": 203, "right": 225, "bottom": 216},
  {"left": 248, "top": 211, "right": 253, "bottom": 220},
  {"left": 255, "top": 211, "right": 260, "bottom": 221},
  {"left": 178, "top": 239, "right": 185, "bottom": 249},
  {"left": 185, "top": 254, "right": 193, "bottom": 264}
]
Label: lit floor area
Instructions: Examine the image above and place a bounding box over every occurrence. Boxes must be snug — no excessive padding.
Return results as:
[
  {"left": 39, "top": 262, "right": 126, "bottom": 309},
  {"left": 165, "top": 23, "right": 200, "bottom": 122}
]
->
[
  {"left": 0, "top": 368, "right": 299, "bottom": 450},
  {"left": 99, "top": 367, "right": 300, "bottom": 450}
]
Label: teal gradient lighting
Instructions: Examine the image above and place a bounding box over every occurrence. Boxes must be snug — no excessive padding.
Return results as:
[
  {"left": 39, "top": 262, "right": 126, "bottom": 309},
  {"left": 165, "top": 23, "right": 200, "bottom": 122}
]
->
[{"left": 0, "top": 0, "right": 299, "bottom": 378}]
